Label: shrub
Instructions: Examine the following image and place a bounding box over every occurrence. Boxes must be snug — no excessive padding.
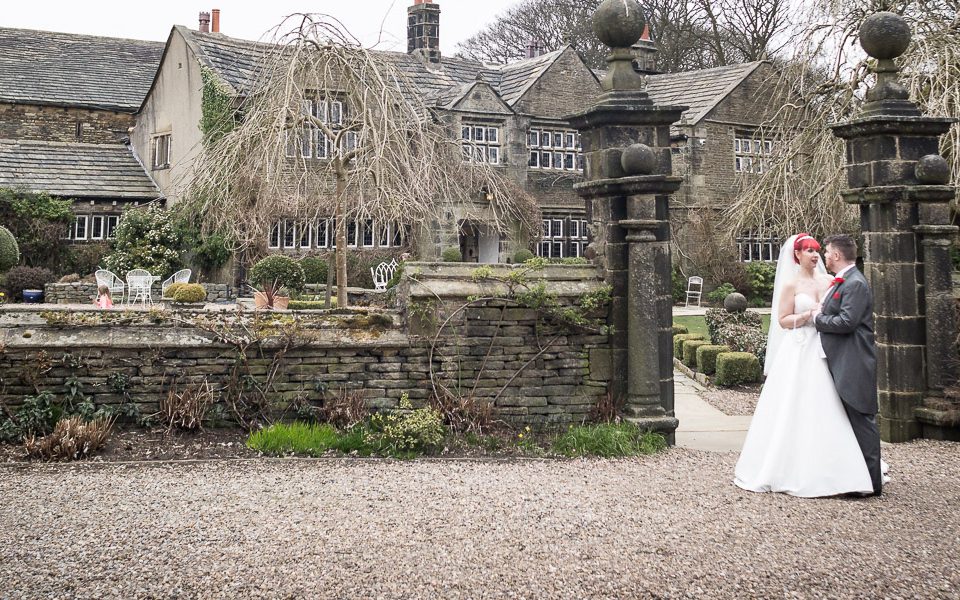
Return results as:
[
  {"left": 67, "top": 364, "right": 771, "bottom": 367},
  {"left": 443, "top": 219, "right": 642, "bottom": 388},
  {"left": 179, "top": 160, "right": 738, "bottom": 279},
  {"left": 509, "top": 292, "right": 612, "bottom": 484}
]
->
[
  {"left": 714, "top": 323, "right": 767, "bottom": 366},
  {"left": 704, "top": 308, "right": 762, "bottom": 341},
  {"left": 673, "top": 333, "right": 704, "bottom": 357},
  {"left": 288, "top": 299, "right": 337, "bottom": 310},
  {"left": 0, "top": 189, "right": 72, "bottom": 270},
  {"left": 671, "top": 267, "right": 687, "bottom": 303},
  {"left": 157, "top": 381, "right": 215, "bottom": 430},
  {"left": 322, "top": 388, "right": 369, "bottom": 429},
  {"left": 248, "top": 255, "right": 305, "bottom": 304},
  {"left": 386, "top": 262, "right": 404, "bottom": 289},
  {"left": 4, "top": 265, "right": 55, "bottom": 300},
  {"left": 163, "top": 282, "right": 187, "bottom": 298},
  {"left": 552, "top": 422, "right": 666, "bottom": 457},
  {"left": 172, "top": 283, "right": 207, "bottom": 303},
  {"left": 247, "top": 422, "right": 340, "bottom": 457},
  {"left": 745, "top": 261, "right": 776, "bottom": 304},
  {"left": 706, "top": 282, "right": 737, "bottom": 304},
  {"left": 23, "top": 415, "right": 114, "bottom": 461},
  {"left": 0, "top": 391, "right": 59, "bottom": 442},
  {"left": 672, "top": 323, "right": 689, "bottom": 335},
  {"left": 301, "top": 256, "right": 329, "bottom": 284},
  {"left": 682, "top": 339, "right": 711, "bottom": 368},
  {"left": 103, "top": 204, "right": 183, "bottom": 278},
  {"left": 65, "top": 242, "right": 109, "bottom": 277},
  {"left": 441, "top": 247, "right": 462, "bottom": 262},
  {"left": 0, "top": 225, "right": 19, "bottom": 272},
  {"left": 365, "top": 393, "right": 445, "bottom": 456},
  {"left": 58, "top": 273, "right": 81, "bottom": 284},
  {"left": 191, "top": 232, "right": 233, "bottom": 276},
  {"left": 513, "top": 248, "right": 535, "bottom": 263},
  {"left": 432, "top": 392, "right": 495, "bottom": 435},
  {"left": 714, "top": 352, "right": 762, "bottom": 387},
  {"left": 696, "top": 344, "right": 730, "bottom": 375}
]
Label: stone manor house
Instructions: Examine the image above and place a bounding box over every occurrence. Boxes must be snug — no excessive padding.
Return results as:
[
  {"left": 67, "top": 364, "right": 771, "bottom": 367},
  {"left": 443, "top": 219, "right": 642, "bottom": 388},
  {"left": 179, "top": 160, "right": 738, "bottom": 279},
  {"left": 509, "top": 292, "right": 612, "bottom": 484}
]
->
[{"left": 0, "top": 1, "right": 789, "bottom": 274}]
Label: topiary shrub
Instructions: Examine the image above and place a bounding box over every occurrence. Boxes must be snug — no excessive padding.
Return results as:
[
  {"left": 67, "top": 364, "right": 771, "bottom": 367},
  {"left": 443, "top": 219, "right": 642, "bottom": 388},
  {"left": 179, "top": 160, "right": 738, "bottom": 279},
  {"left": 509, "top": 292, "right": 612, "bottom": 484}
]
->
[
  {"left": 714, "top": 352, "right": 762, "bottom": 387},
  {"left": 513, "top": 248, "right": 535, "bottom": 263},
  {"left": 0, "top": 226, "right": 19, "bottom": 272},
  {"left": 441, "top": 247, "right": 462, "bottom": 262},
  {"left": 163, "top": 282, "right": 187, "bottom": 298},
  {"left": 673, "top": 333, "right": 704, "bottom": 357},
  {"left": 682, "top": 339, "right": 711, "bottom": 368},
  {"left": 672, "top": 323, "right": 689, "bottom": 335},
  {"left": 249, "top": 255, "right": 305, "bottom": 307},
  {"left": 301, "top": 256, "right": 329, "bottom": 284},
  {"left": 706, "top": 282, "right": 737, "bottom": 304},
  {"left": 696, "top": 344, "right": 730, "bottom": 375},
  {"left": 714, "top": 323, "right": 767, "bottom": 366},
  {"left": 4, "top": 265, "right": 55, "bottom": 300},
  {"left": 288, "top": 298, "right": 337, "bottom": 310},
  {"left": 704, "top": 308, "right": 762, "bottom": 341},
  {"left": 172, "top": 283, "right": 207, "bottom": 303}
]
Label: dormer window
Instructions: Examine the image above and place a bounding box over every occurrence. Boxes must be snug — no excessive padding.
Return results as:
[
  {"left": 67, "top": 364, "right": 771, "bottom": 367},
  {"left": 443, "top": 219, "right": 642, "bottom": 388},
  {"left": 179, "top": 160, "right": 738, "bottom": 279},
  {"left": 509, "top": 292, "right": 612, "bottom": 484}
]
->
[{"left": 461, "top": 123, "right": 502, "bottom": 164}]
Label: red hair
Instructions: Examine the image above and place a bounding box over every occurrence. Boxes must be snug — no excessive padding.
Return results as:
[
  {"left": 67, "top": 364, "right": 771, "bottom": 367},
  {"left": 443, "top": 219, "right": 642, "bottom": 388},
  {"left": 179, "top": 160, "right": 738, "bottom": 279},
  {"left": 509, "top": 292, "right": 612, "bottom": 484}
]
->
[{"left": 793, "top": 233, "right": 821, "bottom": 263}]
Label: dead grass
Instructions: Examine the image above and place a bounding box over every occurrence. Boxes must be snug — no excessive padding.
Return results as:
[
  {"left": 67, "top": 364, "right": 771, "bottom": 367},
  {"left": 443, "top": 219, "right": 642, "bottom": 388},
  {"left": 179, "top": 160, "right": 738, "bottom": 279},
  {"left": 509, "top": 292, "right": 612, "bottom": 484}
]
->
[{"left": 24, "top": 416, "right": 114, "bottom": 461}]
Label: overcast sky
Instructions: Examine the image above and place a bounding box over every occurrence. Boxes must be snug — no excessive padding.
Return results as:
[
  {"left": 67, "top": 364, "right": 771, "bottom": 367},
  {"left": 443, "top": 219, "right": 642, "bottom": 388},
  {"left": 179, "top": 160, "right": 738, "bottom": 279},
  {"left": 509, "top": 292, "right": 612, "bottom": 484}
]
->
[{"left": 3, "top": 0, "right": 520, "bottom": 55}]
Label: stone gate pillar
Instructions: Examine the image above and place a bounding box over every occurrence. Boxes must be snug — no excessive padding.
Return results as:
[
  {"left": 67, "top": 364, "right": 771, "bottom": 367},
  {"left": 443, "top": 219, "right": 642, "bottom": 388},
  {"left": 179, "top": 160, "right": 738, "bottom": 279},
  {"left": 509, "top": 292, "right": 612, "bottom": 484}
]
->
[
  {"left": 568, "top": 0, "right": 686, "bottom": 441},
  {"left": 831, "top": 13, "right": 958, "bottom": 442}
]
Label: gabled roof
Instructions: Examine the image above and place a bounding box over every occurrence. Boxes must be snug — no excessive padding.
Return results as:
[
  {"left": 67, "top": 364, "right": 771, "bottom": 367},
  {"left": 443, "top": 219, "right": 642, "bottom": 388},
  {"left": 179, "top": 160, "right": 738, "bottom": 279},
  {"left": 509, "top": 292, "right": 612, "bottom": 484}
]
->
[
  {"left": 644, "top": 62, "right": 764, "bottom": 126},
  {"left": 496, "top": 48, "right": 566, "bottom": 105},
  {"left": 0, "top": 139, "right": 160, "bottom": 200},
  {"left": 0, "top": 27, "right": 163, "bottom": 112}
]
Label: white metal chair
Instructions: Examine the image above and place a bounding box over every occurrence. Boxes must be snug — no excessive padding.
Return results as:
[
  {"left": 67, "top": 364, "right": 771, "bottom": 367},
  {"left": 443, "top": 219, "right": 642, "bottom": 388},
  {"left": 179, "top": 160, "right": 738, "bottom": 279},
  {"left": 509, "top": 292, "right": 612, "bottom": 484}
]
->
[
  {"left": 126, "top": 269, "right": 155, "bottom": 305},
  {"left": 161, "top": 269, "right": 192, "bottom": 297},
  {"left": 95, "top": 269, "right": 125, "bottom": 304},
  {"left": 685, "top": 276, "right": 703, "bottom": 307},
  {"left": 370, "top": 259, "right": 399, "bottom": 291}
]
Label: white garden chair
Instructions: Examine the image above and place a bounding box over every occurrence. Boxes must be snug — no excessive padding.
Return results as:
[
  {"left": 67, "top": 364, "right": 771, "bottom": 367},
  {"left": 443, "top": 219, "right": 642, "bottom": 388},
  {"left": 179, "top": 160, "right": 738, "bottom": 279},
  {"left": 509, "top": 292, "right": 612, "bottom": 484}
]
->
[
  {"left": 370, "top": 260, "right": 399, "bottom": 291},
  {"left": 95, "top": 269, "right": 125, "bottom": 304},
  {"left": 126, "top": 269, "right": 155, "bottom": 305},
  {"left": 161, "top": 269, "right": 192, "bottom": 297},
  {"left": 685, "top": 276, "right": 703, "bottom": 308}
]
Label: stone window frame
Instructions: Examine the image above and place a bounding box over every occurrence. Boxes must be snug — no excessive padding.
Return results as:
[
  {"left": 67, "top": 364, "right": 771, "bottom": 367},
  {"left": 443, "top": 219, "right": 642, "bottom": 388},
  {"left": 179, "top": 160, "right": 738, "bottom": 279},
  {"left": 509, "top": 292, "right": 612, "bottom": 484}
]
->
[
  {"left": 734, "top": 135, "right": 774, "bottom": 174},
  {"left": 268, "top": 218, "right": 406, "bottom": 251},
  {"left": 736, "top": 230, "right": 780, "bottom": 262},
  {"left": 285, "top": 97, "right": 346, "bottom": 160},
  {"left": 461, "top": 123, "right": 502, "bottom": 165},
  {"left": 64, "top": 213, "right": 120, "bottom": 242},
  {"left": 73, "top": 215, "right": 88, "bottom": 241},
  {"left": 535, "top": 215, "right": 589, "bottom": 258},
  {"left": 528, "top": 126, "right": 583, "bottom": 172},
  {"left": 152, "top": 133, "right": 171, "bottom": 170}
]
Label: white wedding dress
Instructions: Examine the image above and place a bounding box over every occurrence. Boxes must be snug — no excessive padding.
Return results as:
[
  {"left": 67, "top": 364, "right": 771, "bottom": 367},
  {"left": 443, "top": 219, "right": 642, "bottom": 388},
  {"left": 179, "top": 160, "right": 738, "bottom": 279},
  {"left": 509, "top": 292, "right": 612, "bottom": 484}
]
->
[{"left": 734, "top": 292, "right": 875, "bottom": 498}]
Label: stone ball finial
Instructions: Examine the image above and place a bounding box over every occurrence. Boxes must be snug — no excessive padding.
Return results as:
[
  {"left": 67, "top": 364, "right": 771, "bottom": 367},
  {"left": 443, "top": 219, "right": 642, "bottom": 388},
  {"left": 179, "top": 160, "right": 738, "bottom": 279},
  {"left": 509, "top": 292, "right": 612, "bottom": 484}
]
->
[
  {"left": 621, "top": 143, "right": 656, "bottom": 175},
  {"left": 859, "top": 12, "right": 911, "bottom": 60},
  {"left": 593, "top": 0, "right": 646, "bottom": 49},
  {"left": 724, "top": 293, "right": 748, "bottom": 313},
  {"left": 916, "top": 155, "right": 950, "bottom": 185}
]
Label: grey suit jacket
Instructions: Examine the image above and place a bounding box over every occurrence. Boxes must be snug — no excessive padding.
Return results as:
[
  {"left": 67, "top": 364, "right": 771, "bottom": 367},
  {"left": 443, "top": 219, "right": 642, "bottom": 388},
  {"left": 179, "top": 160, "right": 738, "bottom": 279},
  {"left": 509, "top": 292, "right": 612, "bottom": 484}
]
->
[{"left": 814, "top": 267, "right": 878, "bottom": 415}]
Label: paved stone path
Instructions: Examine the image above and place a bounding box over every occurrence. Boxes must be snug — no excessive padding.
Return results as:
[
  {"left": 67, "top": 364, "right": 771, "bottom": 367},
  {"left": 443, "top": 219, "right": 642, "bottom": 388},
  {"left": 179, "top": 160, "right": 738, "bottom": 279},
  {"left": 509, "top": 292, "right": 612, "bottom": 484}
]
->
[{"left": 674, "top": 371, "right": 751, "bottom": 452}]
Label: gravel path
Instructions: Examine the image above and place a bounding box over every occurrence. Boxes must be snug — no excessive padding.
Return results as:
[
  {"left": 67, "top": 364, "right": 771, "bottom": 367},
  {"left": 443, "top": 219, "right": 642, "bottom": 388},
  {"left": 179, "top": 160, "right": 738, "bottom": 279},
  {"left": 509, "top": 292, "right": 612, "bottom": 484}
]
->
[
  {"left": 700, "top": 385, "right": 761, "bottom": 416},
  {"left": 2, "top": 442, "right": 958, "bottom": 599}
]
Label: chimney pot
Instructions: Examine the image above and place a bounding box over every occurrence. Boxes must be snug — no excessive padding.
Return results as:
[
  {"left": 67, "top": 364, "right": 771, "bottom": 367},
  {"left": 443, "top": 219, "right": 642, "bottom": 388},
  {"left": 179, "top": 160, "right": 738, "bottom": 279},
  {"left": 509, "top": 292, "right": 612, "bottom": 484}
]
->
[
  {"left": 212, "top": 8, "right": 220, "bottom": 33},
  {"left": 199, "top": 12, "right": 210, "bottom": 33}
]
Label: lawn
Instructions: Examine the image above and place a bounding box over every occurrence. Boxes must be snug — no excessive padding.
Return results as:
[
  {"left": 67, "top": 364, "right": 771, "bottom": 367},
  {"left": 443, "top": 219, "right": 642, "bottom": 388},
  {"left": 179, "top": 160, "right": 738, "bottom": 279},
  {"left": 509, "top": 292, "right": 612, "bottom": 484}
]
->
[{"left": 673, "top": 313, "right": 770, "bottom": 343}]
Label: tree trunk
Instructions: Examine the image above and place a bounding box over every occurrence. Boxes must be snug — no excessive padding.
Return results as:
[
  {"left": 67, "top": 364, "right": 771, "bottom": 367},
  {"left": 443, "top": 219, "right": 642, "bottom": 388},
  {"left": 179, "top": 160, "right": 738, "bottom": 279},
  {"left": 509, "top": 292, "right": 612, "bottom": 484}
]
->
[{"left": 335, "top": 174, "right": 348, "bottom": 308}]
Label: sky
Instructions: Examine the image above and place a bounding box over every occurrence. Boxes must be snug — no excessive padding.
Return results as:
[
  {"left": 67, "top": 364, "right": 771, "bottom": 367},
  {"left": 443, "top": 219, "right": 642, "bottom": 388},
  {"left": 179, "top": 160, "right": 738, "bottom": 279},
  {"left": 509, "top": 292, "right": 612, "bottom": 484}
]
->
[{"left": 3, "top": 0, "right": 520, "bottom": 55}]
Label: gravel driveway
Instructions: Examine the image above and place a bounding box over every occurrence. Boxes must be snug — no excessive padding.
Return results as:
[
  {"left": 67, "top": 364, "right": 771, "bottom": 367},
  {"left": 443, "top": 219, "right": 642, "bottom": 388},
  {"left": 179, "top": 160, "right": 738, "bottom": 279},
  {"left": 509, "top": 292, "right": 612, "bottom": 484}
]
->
[{"left": 1, "top": 441, "right": 958, "bottom": 599}]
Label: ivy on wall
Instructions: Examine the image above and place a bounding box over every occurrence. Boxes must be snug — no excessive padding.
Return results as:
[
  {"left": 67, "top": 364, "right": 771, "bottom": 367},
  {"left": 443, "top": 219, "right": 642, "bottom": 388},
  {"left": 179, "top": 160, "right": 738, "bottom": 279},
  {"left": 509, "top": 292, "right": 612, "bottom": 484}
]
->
[{"left": 199, "top": 66, "right": 237, "bottom": 144}]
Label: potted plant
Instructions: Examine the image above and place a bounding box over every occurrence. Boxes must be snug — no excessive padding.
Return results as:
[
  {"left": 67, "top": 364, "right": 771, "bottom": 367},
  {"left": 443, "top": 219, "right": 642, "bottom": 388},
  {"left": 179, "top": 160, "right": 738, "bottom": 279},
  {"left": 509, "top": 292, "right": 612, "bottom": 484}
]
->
[{"left": 248, "top": 255, "right": 305, "bottom": 310}]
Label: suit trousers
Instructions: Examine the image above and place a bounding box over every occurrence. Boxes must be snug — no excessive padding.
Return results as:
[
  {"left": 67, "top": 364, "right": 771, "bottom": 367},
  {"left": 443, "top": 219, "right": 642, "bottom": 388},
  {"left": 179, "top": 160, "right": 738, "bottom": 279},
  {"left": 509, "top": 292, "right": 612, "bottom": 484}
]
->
[{"left": 842, "top": 402, "right": 883, "bottom": 494}]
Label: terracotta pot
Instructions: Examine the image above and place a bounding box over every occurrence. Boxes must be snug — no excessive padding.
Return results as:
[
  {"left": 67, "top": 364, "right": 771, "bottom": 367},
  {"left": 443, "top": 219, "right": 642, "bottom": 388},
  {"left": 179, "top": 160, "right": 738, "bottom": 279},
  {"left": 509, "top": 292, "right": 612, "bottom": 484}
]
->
[
  {"left": 272, "top": 296, "right": 290, "bottom": 310},
  {"left": 253, "top": 291, "right": 271, "bottom": 309}
]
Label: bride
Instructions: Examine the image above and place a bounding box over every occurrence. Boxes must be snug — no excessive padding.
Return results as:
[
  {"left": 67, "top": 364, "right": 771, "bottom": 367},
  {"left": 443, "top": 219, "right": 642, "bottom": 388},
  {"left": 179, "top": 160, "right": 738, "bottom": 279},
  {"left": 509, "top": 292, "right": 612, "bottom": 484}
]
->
[{"left": 734, "top": 233, "right": 875, "bottom": 497}]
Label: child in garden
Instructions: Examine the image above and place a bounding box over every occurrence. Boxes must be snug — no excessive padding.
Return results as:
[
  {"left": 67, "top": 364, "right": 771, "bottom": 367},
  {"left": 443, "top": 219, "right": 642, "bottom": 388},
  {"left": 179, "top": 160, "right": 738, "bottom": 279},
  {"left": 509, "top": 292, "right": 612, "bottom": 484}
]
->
[{"left": 95, "top": 285, "right": 114, "bottom": 309}]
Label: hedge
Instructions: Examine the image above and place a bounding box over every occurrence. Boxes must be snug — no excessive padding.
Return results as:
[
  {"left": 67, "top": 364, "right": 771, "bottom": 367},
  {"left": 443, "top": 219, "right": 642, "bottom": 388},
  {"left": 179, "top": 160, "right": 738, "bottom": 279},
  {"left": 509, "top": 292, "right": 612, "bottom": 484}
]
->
[
  {"left": 695, "top": 345, "right": 730, "bottom": 375},
  {"left": 714, "top": 323, "right": 767, "bottom": 367},
  {"left": 714, "top": 352, "right": 762, "bottom": 387},
  {"left": 682, "top": 339, "right": 711, "bottom": 368},
  {"left": 672, "top": 323, "right": 689, "bottom": 336},
  {"left": 704, "top": 308, "right": 762, "bottom": 341},
  {"left": 673, "top": 333, "right": 704, "bottom": 357}
]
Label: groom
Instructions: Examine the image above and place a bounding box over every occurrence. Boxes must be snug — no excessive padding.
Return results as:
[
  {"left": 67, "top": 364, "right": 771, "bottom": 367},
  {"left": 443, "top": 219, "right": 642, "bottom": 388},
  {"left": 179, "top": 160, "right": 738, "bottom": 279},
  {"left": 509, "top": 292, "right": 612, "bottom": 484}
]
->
[{"left": 811, "top": 234, "right": 882, "bottom": 496}]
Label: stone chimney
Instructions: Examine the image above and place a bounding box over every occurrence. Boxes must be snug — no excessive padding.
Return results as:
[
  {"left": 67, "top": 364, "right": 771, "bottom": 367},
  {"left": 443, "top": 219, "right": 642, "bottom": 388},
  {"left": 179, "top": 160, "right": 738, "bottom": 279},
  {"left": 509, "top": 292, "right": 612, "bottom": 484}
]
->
[
  {"left": 199, "top": 12, "right": 210, "bottom": 33},
  {"left": 408, "top": 0, "right": 441, "bottom": 63},
  {"left": 632, "top": 24, "right": 659, "bottom": 75},
  {"left": 526, "top": 39, "right": 537, "bottom": 59},
  {"left": 212, "top": 8, "right": 220, "bottom": 33}
]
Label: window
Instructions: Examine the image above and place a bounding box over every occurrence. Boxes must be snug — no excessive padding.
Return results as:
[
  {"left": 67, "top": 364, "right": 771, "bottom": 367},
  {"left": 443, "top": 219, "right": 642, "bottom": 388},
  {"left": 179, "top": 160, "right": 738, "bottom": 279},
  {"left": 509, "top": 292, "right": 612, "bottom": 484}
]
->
[
  {"left": 734, "top": 135, "right": 774, "bottom": 173},
  {"left": 737, "top": 231, "right": 779, "bottom": 262},
  {"left": 528, "top": 127, "right": 583, "bottom": 172},
  {"left": 269, "top": 222, "right": 281, "bottom": 249},
  {"left": 361, "top": 219, "right": 375, "bottom": 247},
  {"left": 316, "top": 219, "right": 330, "bottom": 248},
  {"left": 152, "top": 134, "right": 171, "bottom": 169},
  {"left": 283, "top": 220, "right": 297, "bottom": 249},
  {"left": 535, "top": 216, "right": 588, "bottom": 258},
  {"left": 90, "top": 215, "right": 104, "bottom": 240},
  {"left": 74, "top": 215, "right": 88, "bottom": 240},
  {"left": 299, "top": 222, "right": 312, "bottom": 249},
  {"left": 106, "top": 216, "right": 119, "bottom": 239},
  {"left": 347, "top": 221, "right": 358, "bottom": 247},
  {"left": 461, "top": 122, "right": 502, "bottom": 164},
  {"left": 392, "top": 223, "right": 406, "bottom": 247},
  {"left": 286, "top": 96, "right": 347, "bottom": 161},
  {"left": 378, "top": 222, "right": 391, "bottom": 248}
]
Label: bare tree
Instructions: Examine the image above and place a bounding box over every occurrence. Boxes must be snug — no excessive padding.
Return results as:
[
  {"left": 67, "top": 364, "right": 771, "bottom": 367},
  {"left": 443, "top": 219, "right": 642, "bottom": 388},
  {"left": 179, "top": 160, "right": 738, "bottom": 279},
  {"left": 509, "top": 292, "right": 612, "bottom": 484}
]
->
[
  {"left": 720, "top": 0, "right": 960, "bottom": 241},
  {"left": 455, "top": 0, "right": 789, "bottom": 72},
  {"left": 182, "top": 15, "right": 539, "bottom": 307}
]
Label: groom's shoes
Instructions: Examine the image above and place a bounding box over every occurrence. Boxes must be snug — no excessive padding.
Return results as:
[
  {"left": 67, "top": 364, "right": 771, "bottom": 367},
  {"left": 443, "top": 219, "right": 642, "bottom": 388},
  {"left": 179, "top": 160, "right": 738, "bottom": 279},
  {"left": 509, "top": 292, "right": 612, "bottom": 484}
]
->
[{"left": 844, "top": 489, "right": 882, "bottom": 499}]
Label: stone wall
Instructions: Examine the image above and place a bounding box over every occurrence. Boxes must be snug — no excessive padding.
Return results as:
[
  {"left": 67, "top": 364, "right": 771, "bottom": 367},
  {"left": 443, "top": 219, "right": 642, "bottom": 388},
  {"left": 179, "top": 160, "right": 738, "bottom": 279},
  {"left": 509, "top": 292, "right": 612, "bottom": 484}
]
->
[
  {"left": 6, "top": 264, "right": 611, "bottom": 427},
  {"left": 0, "top": 102, "right": 134, "bottom": 144},
  {"left": 44, "top": 282, "right": 235, "bottom": 304}
]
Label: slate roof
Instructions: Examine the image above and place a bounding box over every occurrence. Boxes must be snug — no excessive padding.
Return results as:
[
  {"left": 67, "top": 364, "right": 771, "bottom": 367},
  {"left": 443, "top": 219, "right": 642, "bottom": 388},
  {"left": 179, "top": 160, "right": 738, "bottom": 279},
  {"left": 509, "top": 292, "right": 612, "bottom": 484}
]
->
[
  {"left": 0, "top": 139, "right": 160, "bottom": 200},
  {"left": 644, "top": 62, "right": 764, "bottom": 125},
  {"left": 496, "top": 48, "right": 565, "bottom": 105},
  {"left": 0, "top": 27, "right": 164, "bottom": 111}
]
